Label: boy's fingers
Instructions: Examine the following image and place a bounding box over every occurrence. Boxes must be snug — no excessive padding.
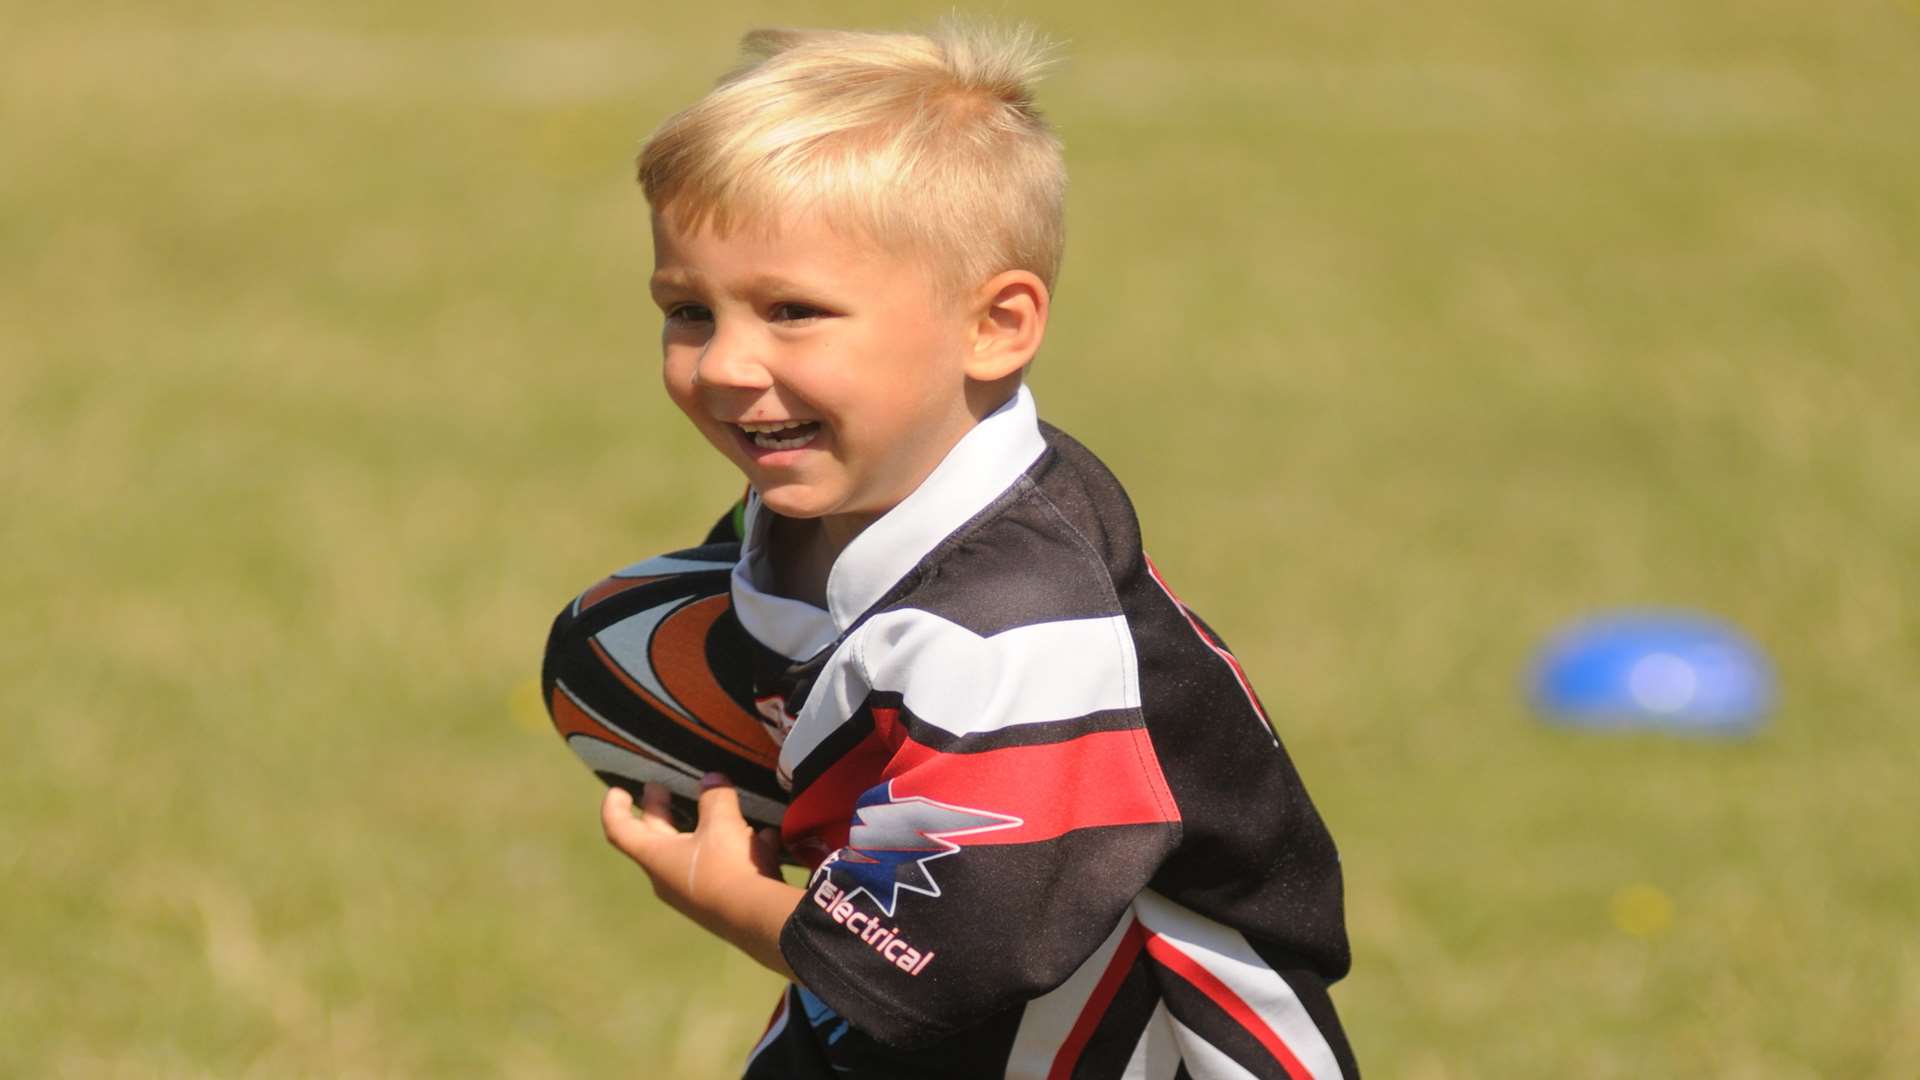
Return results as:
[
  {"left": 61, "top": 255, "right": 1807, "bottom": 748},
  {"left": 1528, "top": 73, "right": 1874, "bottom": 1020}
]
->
[
  {"left": 639, "top": 781, "right": 675, "bottom": 827},
  {"left": 601, "top": 787, "right": 653, "bottom": 856},
  {"left": 695, "top": 772, "right": 745, "bottom": 829},
  {"left": 751, "top": 827, "right": 783, "bottom": 877}
]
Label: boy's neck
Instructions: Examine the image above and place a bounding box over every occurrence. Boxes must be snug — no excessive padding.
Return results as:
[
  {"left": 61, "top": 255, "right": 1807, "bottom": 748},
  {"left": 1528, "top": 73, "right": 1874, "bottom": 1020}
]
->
[
  {"left": 766, "top": 511, "right": 873, "bottom": 609},
  {"left": 760, "top": 382, "right": 1021, "bottom": 609}
]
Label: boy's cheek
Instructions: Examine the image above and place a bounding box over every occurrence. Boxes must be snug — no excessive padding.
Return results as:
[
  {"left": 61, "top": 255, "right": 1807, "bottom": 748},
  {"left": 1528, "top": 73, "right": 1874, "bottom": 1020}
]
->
[
  {"left": 690, "top": 421, "right": 748, "bottom": 470},
  {"left": 660, "top": 354, "right": 696, "bottom": 403}
]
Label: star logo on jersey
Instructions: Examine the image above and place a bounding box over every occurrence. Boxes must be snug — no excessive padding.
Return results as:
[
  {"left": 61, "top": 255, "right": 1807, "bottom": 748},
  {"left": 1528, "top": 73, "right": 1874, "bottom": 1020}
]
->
[{"left": 825, "top": 781, "right": 1022, "bottom": 917}]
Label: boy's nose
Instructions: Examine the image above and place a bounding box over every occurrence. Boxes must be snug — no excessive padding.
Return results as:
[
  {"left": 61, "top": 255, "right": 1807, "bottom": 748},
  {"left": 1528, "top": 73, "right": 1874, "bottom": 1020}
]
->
[{"left": 693, "top": 330, "right": 774, "bottom": 391}]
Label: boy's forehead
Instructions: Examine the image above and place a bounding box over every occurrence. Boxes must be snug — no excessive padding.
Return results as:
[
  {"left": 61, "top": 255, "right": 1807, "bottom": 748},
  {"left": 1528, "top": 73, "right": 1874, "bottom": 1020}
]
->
[
  {"left": 649, "top": 207, "right": 944, "bottom": 292},
  {"left": 653, "top": 206, "right": 861, "bottom": 260}
]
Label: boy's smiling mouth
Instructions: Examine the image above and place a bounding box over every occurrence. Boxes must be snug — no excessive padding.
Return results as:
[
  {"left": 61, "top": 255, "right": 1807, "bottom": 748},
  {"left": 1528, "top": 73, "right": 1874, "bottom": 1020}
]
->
[{"left": 738, "top": 419, "right": 822, "bottom": 451}]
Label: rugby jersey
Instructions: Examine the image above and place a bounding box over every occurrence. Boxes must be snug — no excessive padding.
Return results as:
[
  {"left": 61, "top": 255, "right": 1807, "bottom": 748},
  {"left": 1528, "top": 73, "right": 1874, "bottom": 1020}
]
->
[{"left": 717, "top": 386, "right": 1357, "bottom": 1079}]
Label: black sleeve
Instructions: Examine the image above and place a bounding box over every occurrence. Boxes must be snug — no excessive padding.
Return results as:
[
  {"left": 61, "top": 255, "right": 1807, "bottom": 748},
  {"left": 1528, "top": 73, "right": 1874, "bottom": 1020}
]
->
[{"left": 778, "top": 688, "right": 1183, "bottom": 1047}]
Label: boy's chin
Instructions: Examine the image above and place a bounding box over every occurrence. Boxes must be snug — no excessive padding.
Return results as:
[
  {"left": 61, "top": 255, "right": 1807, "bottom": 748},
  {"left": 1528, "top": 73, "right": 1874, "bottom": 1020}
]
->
[
  {"left": 756, "top": 485, "right": 892, "bottom": 533},
  {"left": 754, "top": 486, "right": 835, "bottom": 521}
]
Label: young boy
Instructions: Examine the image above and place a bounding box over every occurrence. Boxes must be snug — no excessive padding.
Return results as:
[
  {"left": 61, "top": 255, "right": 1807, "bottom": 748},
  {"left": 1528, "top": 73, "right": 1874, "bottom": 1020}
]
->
[{"left": 590, "top": 23, "right": 1357, "bottom": 1079}]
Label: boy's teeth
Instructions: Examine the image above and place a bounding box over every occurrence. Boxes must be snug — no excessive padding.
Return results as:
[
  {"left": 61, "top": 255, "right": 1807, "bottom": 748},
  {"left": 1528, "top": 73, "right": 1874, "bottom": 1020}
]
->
[{"left": 740, "top": 420, "right": 819, "bottom": 450}]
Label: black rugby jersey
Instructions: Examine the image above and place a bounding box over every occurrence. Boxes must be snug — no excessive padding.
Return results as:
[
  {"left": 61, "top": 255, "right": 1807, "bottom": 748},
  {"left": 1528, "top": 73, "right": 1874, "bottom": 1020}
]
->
[{"left": 724, "top": 387, "right": 1358, "bottom": 1079}]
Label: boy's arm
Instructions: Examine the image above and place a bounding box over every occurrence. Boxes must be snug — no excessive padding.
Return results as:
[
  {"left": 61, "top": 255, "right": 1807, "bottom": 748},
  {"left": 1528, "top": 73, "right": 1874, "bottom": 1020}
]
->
[
  {"left": 773, "top": 617, "right": 1185, "bottom": 1048},
  {"left": 601, "top": 774, "right": 802, "bottom": 979}
]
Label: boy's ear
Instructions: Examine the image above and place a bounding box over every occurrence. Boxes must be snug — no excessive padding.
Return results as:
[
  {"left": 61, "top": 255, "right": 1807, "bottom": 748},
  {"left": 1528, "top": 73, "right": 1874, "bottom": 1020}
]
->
[{"left": 963, "top": 270, "right": 1049, "bottom": 383}]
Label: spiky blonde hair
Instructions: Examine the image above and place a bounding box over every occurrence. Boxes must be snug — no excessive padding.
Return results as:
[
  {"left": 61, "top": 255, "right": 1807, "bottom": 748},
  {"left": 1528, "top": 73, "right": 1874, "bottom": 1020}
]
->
[{"left": 637, "top": 22, "right": 1066, "bottom": 293}]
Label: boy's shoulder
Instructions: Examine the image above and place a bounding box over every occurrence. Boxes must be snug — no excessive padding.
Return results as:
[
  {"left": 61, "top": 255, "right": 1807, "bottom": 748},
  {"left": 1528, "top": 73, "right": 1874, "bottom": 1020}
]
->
[
  {"left": 871, "top": 417, "right": 1145, "bottom": 635},
  {"left": 792, "top": 413, "right": 1160, "bottom": 755}
]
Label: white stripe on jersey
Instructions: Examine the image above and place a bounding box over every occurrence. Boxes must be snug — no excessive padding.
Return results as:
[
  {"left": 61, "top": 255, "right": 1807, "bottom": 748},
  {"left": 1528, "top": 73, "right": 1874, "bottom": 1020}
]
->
[
  {"left": 863, "top": 610, "right": 1142, "bottom": 735},
  {"left": 1135, "top": 892, "right": 1345, "bottom": 1080},
  {"left": 778, "top": 634, "right": 867, "bottom": 782},
  {"left": 1134, "top": 1002, "right": 1182, "bottom": 1080},
  {"left": 778, "top": 609, "right": 1142, "bottom": 779}
]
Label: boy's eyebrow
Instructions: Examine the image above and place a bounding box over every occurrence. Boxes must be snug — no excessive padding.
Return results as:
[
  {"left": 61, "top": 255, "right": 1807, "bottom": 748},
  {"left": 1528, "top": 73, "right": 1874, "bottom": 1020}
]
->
[
  {"left": 650, "top": 269, "right": 832, "bottom": 302},
  {"left": 649, "top": 268, "right": 698, "bottom": 300}
]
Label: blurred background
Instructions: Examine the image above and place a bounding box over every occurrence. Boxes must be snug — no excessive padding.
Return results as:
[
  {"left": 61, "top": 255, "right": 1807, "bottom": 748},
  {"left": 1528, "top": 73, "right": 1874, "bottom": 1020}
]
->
[{"left": 4, "top": 0, "right": 1916, "bottom": 1075}]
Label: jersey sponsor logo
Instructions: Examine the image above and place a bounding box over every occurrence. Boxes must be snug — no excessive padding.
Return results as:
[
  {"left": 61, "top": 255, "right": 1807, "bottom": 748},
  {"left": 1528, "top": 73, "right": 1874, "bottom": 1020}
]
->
[
  {"left": 823, "top": 780, "right": 1021, "bottom": 918},
  {"left": 809, "top": 875, "right": 939, "bottom": 975}
]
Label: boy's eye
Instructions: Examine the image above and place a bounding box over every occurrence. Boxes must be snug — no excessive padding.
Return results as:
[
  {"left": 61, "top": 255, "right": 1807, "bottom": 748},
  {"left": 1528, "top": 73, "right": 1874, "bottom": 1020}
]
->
[
  {"left": 666, "top": 304, "right": 713, "bottom": 324},
  {"left": 770, "top": 302, "right": 826, "bottom": 323}
]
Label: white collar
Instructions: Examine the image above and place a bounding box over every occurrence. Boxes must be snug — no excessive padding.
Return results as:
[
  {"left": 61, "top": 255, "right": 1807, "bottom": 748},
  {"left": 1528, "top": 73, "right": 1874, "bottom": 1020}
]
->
[{"left": 730, "top": 385, "right": 1047, "bottom": 659}]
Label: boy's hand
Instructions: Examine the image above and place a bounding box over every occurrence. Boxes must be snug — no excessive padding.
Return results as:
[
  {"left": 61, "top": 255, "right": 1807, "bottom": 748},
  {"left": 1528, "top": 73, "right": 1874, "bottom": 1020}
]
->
[{"left": 601, "top": 773, "right": 802, "bottom": 979}]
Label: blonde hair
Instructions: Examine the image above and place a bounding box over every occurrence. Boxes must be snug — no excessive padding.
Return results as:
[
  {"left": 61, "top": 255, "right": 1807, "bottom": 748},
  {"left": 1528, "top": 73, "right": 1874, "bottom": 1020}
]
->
[{"left": 637, "top": 22, "right": 1066, "bottom": 293}]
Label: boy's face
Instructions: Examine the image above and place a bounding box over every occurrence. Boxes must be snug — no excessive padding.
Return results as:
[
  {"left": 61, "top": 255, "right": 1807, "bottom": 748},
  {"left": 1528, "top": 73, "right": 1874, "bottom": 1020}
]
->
[{"left": 650, "top": 210, "right": 981, "bottom": 538}]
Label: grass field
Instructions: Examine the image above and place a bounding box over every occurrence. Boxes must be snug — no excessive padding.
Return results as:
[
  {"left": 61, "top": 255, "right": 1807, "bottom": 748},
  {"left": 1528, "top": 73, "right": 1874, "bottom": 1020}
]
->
[{"left": 4, "top": 0, "right": 1917, "bottom": 1075}]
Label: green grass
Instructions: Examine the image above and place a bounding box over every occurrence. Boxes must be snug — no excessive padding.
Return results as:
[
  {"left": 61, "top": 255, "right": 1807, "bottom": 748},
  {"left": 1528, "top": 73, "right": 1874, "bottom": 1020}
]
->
[{"left": 4, "top": 0, "right": 1917, "bottom": 1074}]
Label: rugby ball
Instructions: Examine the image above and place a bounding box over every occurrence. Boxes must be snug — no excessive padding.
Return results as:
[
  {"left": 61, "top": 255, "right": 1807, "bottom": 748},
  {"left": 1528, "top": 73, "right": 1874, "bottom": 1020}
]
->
[{"left": 542, "top": 543, "right": 788, "bottom": 832}]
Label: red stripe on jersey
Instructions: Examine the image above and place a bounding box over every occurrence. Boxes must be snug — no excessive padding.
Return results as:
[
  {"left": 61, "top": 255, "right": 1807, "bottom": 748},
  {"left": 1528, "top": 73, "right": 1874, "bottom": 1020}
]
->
[
  {"left": 1144, "top": 555, "right": 1273, "bottom": 728},
  {"left": 784, "top": 708, "right": 1179, "bottom": 864},
  {"left": 878, "top": 715, "right": 1180, "bottom": 844},
  {"left": 781, "top": 728, "right": 894, "bottom": 859},
  {"left": 1048, "top": 919, "right": 1149, "bottom": 1080},
  {"left": 1144, "top": 933, "right": 1312, "bottom": 1080}
]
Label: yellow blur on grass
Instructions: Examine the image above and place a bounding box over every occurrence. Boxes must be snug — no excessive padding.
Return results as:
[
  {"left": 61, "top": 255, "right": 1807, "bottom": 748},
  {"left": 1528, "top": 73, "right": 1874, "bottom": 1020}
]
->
[
  {"left": 3, "top": 1, "right": 1917, "bottom": 1076},
  {"left": 1610, "top": 884, "right": 1675, "bottom": 940}
]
